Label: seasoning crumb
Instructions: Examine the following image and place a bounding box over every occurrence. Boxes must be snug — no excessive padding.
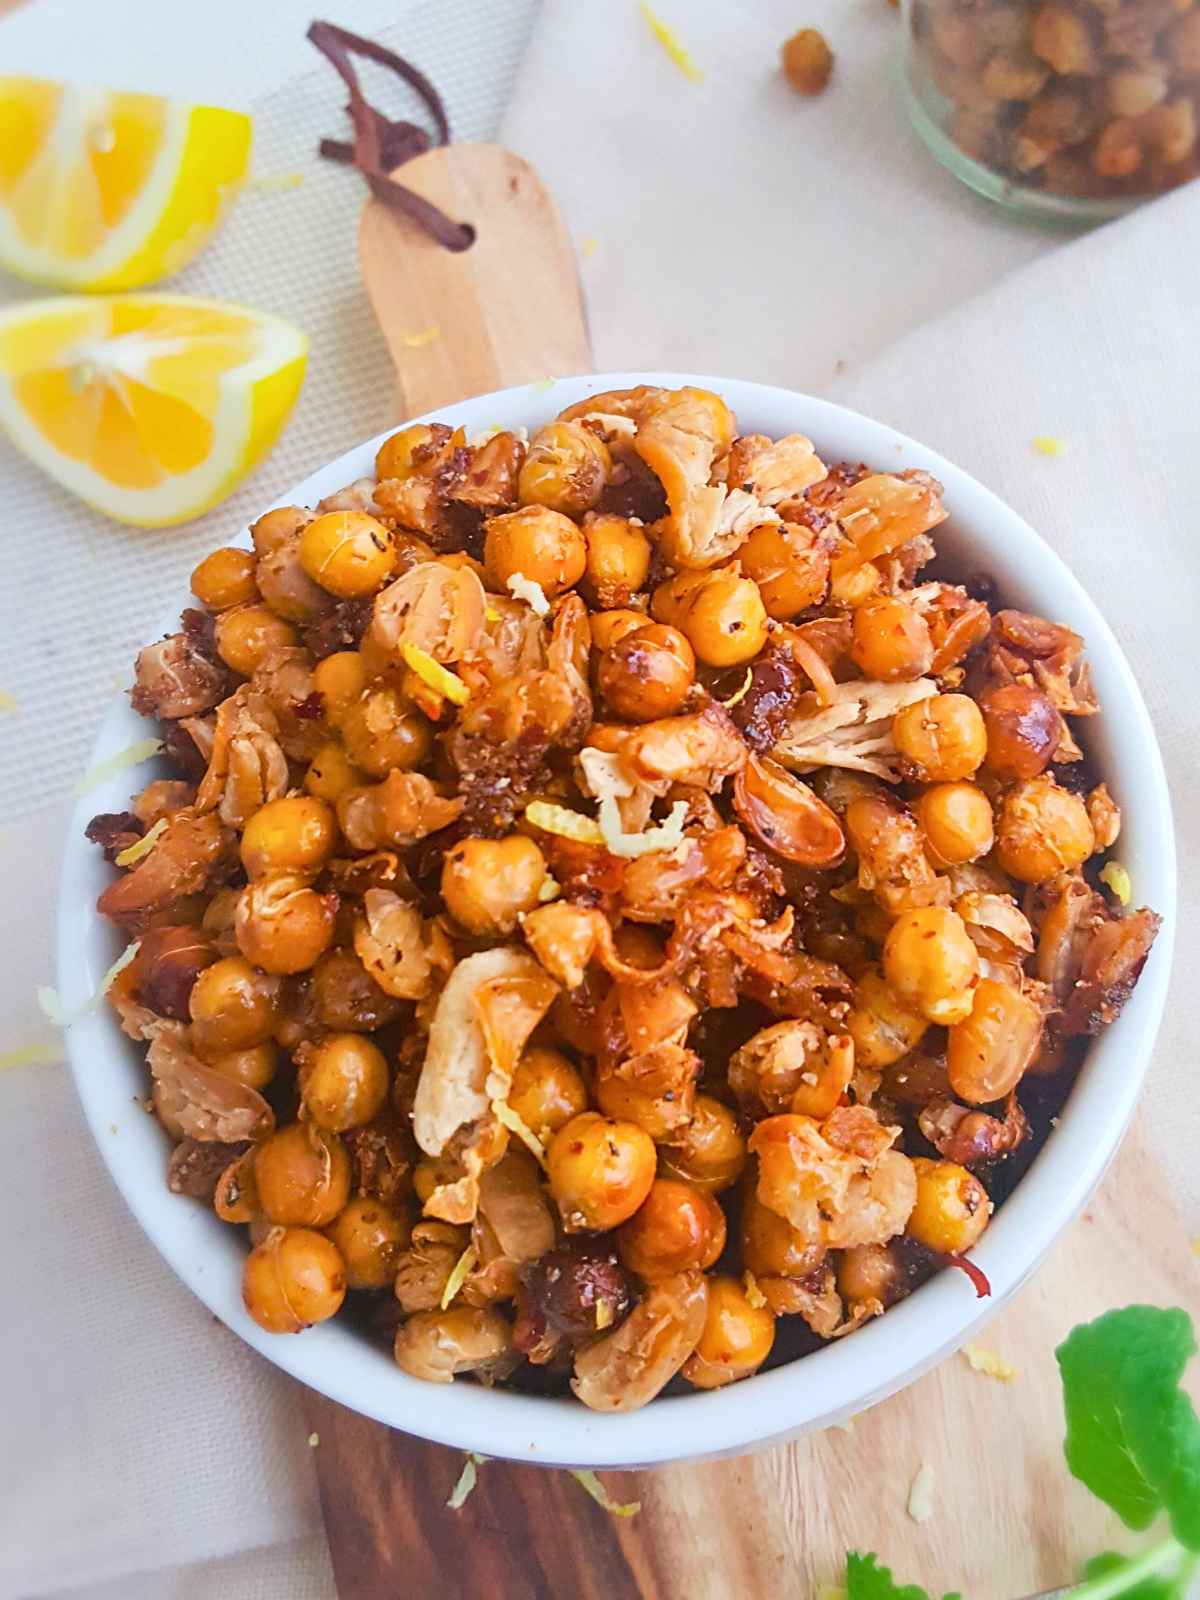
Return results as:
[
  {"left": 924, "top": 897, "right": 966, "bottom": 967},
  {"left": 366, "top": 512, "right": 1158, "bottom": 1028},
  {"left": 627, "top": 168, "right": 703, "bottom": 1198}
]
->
[
  {"left": 581, "top": 236, "right": 599, "bottom": 259},
  {"left": 907, "top": 1462, "right": 936, "bottom": 1523},
  {"left": 308, "top": 1431, "right": 320, "bottom": 1448},
  {"left": 399, "top": 326, "right": 440, "bottom": 349},
  {"left": 781, "top": 28, "right": 835, "bottom": 96},
  {"left": 1099, "top": 861, "right": 1131, "bottom": 906},
  {"left": 1032, "top": 435, "right": 1066, "bottom": 457},
  {"left": 638, "top": 2, "right": 703, "bottom": 82},
  {"left": 0, "top": 1042, "right": 62, "bottom": 1072},
  {"left": 962, "top": 1342, "right": 1019, "bottom": 1382}
]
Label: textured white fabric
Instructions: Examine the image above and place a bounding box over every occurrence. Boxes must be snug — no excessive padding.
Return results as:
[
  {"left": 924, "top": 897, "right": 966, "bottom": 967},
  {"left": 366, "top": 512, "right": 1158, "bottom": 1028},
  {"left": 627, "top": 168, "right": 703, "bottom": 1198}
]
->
[{"left": 2, "top": 1, "right": 1197, "bottom": 1597}]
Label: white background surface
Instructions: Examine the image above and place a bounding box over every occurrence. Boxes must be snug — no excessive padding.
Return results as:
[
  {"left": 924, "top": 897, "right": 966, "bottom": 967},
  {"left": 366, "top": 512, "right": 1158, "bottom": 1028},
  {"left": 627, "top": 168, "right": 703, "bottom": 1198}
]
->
[{"left": 0, "top": 1, "right": 1195, "bottom": 1597}]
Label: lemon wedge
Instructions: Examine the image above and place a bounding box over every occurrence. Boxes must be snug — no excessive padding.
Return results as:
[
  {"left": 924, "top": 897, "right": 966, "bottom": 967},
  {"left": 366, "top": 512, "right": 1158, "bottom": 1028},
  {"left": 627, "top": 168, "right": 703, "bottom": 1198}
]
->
[
  {"left": 0, "top": 293, "right": 307, "bottom": 526},
  {"left": 0, "top": 75, "right": 251, "bottom": 291}
]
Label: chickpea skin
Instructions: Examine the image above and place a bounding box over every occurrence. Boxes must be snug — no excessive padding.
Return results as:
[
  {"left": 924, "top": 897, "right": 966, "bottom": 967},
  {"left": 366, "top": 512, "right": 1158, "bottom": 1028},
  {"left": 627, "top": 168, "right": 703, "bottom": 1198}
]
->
[
  {"left": 240, "top": 795, "right": 337, "bottom": 880},
  {"left": 682, "top": 1276, "right": 776, "bottom": 1389},
  {"left": 299, "top": 511, "right": 395, "bottom": 599},
  {"left": 340, "top": 686, "right": 432, "bottom": 779},
  {"left": 658, "top": 1094, "right": 747, "bottom": 1194},
  {"left": 518, "top": 421, "right": 611, "bottom": 517},
  {"left": 441, "top": 836, "right": 548, "bottom": 936},
  {"left": 243, "top": 1226, "right": 346, "bottom": 1333},
  {"left": 547, "top": 1112, "right": 657, "bottom": 1232},
  {"left": 235, "top": 876, "right": 337, "bottom": 976},
  {"left": 255, "top": 1122, "right": 351, "bottom": 1228},
  {"left": 994, "top": 775, "right": 1095, "bottom": 883},
  {"left": 597, "top": 623, "right": 696, "bottom": 721},
  {"left": 883, "top": 905, "right": 980, "bottom": 1027},
  {"left": 907, "top": 1158, "right": 992, "bottom": 1255},
  {"left": 484, "top": 505, "right": 588, "bottom": 599}
]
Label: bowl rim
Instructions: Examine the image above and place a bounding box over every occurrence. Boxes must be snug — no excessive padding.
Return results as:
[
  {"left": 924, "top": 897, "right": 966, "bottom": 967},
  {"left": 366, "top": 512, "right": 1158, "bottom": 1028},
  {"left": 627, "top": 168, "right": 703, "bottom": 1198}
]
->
[{"left": 57, "top": 372, "right": 1176, "bottom": 1468}]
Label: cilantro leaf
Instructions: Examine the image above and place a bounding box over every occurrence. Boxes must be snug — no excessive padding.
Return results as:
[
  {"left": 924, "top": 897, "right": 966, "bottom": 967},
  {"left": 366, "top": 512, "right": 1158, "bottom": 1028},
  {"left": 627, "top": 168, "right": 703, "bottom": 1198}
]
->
[
  {"left": 845, "top": 1551, "right": 961, "bottom": 1600},
  {"left": 1056, "top": 1306, "right": 1200, "bottom": 1551}
]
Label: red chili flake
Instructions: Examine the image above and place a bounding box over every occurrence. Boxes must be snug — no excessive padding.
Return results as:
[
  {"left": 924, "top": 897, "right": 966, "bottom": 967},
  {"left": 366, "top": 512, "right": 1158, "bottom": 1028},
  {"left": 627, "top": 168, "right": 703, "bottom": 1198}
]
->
[{"left": 941, "top": 1251, "right": 992, "bottom": 1298}]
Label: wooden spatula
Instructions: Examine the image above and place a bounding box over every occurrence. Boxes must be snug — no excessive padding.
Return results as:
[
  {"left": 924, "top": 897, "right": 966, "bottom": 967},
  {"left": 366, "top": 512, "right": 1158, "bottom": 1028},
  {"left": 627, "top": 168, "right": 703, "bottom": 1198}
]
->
[{"left": 358, "top": 145, "right": 592, "bottom": 420}]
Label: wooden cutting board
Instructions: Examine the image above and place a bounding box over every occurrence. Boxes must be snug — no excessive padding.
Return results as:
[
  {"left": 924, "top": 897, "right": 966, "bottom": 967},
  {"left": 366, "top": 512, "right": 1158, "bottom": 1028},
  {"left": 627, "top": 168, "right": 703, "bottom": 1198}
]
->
[{"left": 301, "top": 145, "right": 1196, "bottom": 1600}]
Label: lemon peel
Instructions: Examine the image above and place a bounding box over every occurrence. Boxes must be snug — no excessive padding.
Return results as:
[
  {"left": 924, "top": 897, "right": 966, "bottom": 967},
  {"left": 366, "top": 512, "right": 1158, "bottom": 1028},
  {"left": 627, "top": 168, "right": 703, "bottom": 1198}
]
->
[
  {"left": 569, "top": 1469, "right": 641, "bottom": 1517},
  {"left": 75, "top": 738, "right": 163, "bottom": 797},
  {"left": 639, "top": 2, "right": 704, "bottom": 81},
  {"left": 400, "top": 644, "right": 469, "bottom": 705},
  {"left": 114, "top": 815, "right": 166, "bottom": 867},
  {"left": 38, "top": 939, "right": 140, "bottom": 1028},
  {"left": 440, "top": 1244, "right": 477, "bottom": 1310}
]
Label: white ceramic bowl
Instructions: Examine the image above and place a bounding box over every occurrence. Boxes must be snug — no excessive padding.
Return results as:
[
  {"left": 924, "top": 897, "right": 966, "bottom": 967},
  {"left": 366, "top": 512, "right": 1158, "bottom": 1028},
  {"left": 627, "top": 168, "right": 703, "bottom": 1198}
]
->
[{"left": 58, "top": 374, "right": 1175, "bottom": 1469}]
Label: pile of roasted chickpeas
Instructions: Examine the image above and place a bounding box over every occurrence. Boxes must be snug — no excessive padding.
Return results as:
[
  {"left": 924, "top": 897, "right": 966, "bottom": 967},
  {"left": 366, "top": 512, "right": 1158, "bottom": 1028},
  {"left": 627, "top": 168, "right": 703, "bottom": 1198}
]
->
[{"left": 89, "top": 384, "right": 1159, "bottom": 1411}]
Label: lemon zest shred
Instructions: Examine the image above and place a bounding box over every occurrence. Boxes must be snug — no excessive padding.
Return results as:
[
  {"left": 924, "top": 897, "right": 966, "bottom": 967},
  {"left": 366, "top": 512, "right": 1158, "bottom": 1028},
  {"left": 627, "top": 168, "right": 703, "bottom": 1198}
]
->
[
  {"left": 38, "top": 940, "right": 141, "bottom": 1029},
  {"left": 639, "top": 2, "right": 704, "bottom": 81},
  {"left": 0, "top": 1042, "right": 63, "bottom": 1072},
  {"left": 440, "top": 1244, "right": 478, "bottom": 1310},
  {"left": 1099, "top": 861, "right": 1132, "bottom": 906},
  {"left": 75, "top": 738, "right": 163, "bottom": 797},
  {"left": 569, "top": 1469, "right": 641, "bottom": 1517},
  {"left": 400, "top": 325, "right": 440, "bottom": 349},
  {"left": 529, "top": 377, "right": 558, "bottom": 393},
  {"left": 595, "top": 1299, "right": 614, "bottom": 1330},
  {"left": 491, "top": 1098, "right": 547, "bottom": 1166},
  {"left": 743, "top": 1270, "right": 767, "bottom": 1309},
  {"left": 246, "top": 171, "right": 304, "bottom": 191},
  {"left": 581, "top": 236, "right": 599, "bottom": 259},
  {"left": 524, "top": 801, "right": 606, "bottom": 846},
  {"left": 400, "top": 644, "right": 469, "bottom": 705},
  {"left": 447, "top": 1452, "right": 489, "bottom": 1509},
  {"left": 114, "top": 816, "right": 166, "bottom": 867},
  {"left": 962, "top": 1342, "right": 1019, "bottom": 1382},
  {"left": 598, "top": 795, "right": 689, "bottom": 860},
  {"left": 0, "top": 690, "right": 16, "bottom": 713},
  {"left": 1032, "top": 434, "right": 1066, "bottom": 457},
  {"left": 720, "top": 667, "right": 754, "bottom": 708},
  {"left": 485, "top": 606, "right": 501, "bottom": 623}
]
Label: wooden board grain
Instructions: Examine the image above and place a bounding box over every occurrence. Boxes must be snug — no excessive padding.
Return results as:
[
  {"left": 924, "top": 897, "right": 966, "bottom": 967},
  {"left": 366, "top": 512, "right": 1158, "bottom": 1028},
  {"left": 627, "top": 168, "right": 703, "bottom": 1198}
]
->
[
  {"left": 305, "top": 145, "right": 1198, "bottom": 1599},
  {"left": 304, "top": 1119, "right": 1197, "bottom": 1600}
]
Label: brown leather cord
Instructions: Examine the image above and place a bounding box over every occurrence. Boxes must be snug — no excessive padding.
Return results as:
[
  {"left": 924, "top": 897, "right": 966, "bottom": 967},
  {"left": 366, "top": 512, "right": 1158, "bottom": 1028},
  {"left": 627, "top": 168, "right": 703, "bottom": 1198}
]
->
[{"left": 308, "top": 20, "right": 476, "bottom": 252}]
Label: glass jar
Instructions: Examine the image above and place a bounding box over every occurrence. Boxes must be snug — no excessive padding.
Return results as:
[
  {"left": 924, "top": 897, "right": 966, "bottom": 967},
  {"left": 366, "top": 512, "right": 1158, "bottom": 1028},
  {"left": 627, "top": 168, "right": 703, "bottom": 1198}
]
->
[{"left": 902, "top": 0, "right": 1200, "bottom": 223}]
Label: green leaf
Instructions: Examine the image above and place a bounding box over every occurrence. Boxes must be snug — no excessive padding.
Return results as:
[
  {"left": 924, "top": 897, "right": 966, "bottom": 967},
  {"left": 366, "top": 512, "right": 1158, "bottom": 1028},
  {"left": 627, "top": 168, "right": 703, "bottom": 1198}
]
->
[
  {"left": 1056, "top": 1306, "right": 1200, "bottom": 1550},
  {"left": 845, "top": 1551, "right": 960, "bottom": 1600},
  {"left": 1083, "top": 1553, "right": 1174, "bottom": 1600}
]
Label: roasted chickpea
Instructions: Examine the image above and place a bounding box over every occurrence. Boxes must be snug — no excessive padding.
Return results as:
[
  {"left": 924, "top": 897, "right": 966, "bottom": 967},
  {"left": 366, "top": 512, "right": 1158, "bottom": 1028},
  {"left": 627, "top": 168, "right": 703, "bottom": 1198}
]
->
[
  {"left": 837, "top": 1243, "right": 902, "bottom": 1311},
  {"left": 741, "top": 1183, "right": 825, "bottom": 1279},
  {"left": 240, "top": 795, "right": 337, "bottom": 880},
  {"left": 981, "top": 684, "right": 1060, "bottom": 780},
  {"left": 255, "top": 1122, "right": 351, "bottom": 1227},
  {"left": 243, "top": 1226, "right": 346, "bottom": 1333},
  {"left": 589, "top": 608, "right": 652, "bottom": 651},
  {"left": 781, "top": 27, "right": 834, "bottom": 95},
  {"left": 994, "top": 775, "right": 1095, "bottom": 883},
  {"left": 547, "top": 1112, "right": 657, "bottom": 1232},
  {"left": 304, "top": 741, "right": 363, "bottom": 803},
  {"left": 251, "top": 505, "right": 310, "bottom": 558},
  {"left": 738, "top": 520, "right": 830, "bottom": 620},
  {"left": 299, "top": 511, "right": 395, "bottom": 599},
  {"left": 616, "top": 1179, "right": 726, "bottom": 1282},
  {"left": 299, "top": 1033, "right": 390, "bottom": 1132},
  {"left": 851, "top": 596, "right": 935, "bottom": 682},
  {"left": 311, "top": 651, "right": 368, "bottom": 726},
  {"left": 190, "top": 546, "right": 257, "bottom": 611},
  {"left": 310, "top": 947, "right": 404, "bottom": 1032},
  {"left": 583, "top": 514, "right": 652, "bottom": 607},
  {"left": 658, "top": 1095, "right": 746, "bottom": 1194},
  {"left": 508, "top": 1046, "right": 588, "bottom": 1138},
  {"left": 678, "top": 566, "right": 769, "bottom": 668},
  {"left": 328, "top": 1196, "right": 412, "bottom": 1290},
  {"left": 484, "top": 505, "right": 588, "bottom": 599},
  {"left": 393, "top": 1306, "right": 514, "bottom": 1383},
  {"left": 907, "top": 1157, "right": 991, "bottom": 1254},
  {"left": 518, "top": 421, "right": 611, "bottom": 517},
  {"left": 597, "top": 623, "right": 696, "bottom": 721},
  {"left": 256, "top": 538, "right": 331, "bottom": 623},
  {"left": 682, "top": 1276, "right": 776, "bottom": 1389},
  {"left": 340, "top": 686, "right": 432, "bottom": 779},
  {"left": 203, "top": 1040, "right": 278, "bottom": 1091},
  {"left": 883, "top": 905, "right": 980, "bottom": 1026},
  {"left": 893, "top": 693, "right": 987, "bottom": 782},
  {"left": 375, "top": 423, "right": 447, "bottom": 481},
  {"left": 441, "top": 835, "right": 548, "bottom": 936},
  {"left": 189, "top": 955, "right": 279, "bottom": 1054},
  {"left": 649, "top": 568, "right": 711, "bottom": 629},
  {"left": 917, "top": 782, "right": 995, "bottom": 866},
  {"left": 948, "top": 977, "right": 1044, "bottom": 1104},
  {"left": 235, "top": 876, "right": 336, "bottom": 976},
  {"left": 215, "top": 605, "right": 299, "bottom": 677},
  {"left": 844, "top": 966, "right": 930, "bottom": 1068}
]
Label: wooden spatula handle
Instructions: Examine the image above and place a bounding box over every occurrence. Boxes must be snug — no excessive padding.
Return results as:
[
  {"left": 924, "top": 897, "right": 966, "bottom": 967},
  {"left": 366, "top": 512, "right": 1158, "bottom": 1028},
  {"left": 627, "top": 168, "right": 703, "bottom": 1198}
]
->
[{"left": 358, "top": 143, "right": 591, "bottom": 420}]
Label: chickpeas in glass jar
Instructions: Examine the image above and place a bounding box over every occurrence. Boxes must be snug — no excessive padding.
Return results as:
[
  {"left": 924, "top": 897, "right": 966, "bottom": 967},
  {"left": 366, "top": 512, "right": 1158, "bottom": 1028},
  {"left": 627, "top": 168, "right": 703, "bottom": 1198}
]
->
[{"left": 903, "top": 0, "right": 1200, "bottom": 220}]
